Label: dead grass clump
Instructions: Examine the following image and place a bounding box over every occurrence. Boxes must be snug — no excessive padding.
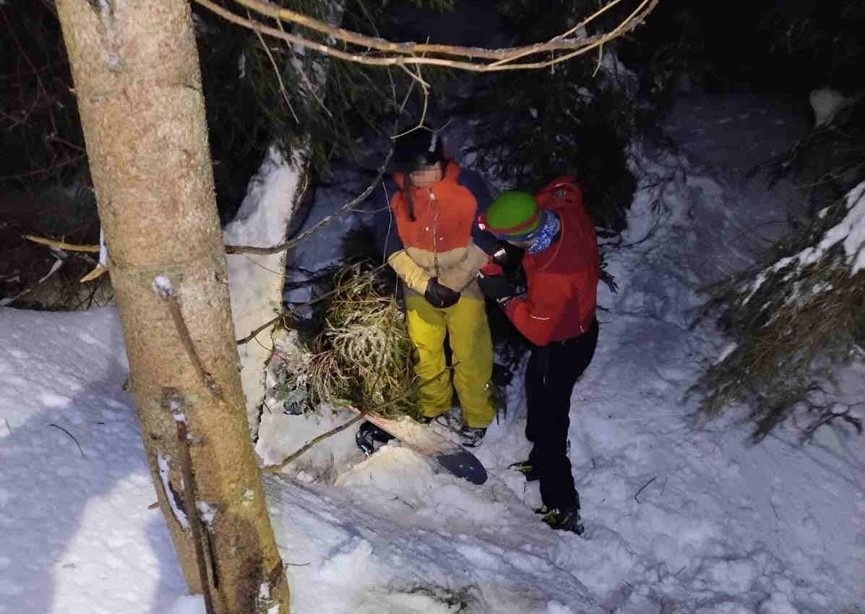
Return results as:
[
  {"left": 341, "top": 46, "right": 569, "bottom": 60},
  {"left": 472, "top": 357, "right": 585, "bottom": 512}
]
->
[{"left": 271, "top": 263, "right": 417, "bottom": 418}]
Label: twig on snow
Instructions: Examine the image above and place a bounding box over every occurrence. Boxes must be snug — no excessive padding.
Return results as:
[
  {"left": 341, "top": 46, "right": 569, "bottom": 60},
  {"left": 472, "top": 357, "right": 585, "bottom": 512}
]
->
[
  {"left": 261, "top": 414, "right": 364, "bottom": 473},
  {"left": 236, "top": 312, "right": 288, "bottom": 346},
  {"left": 633, "top": 475, "right": 657, "bottom": 503},
  {"left": 262, "top": 366, "right": 451, "bottom": 472},
  {"left": 48, "top": 423, "right": 84, "bottom": 457}
]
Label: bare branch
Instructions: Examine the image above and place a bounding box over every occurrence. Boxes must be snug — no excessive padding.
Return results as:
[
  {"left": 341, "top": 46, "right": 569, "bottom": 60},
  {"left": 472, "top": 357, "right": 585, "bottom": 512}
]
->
[
  {"left": 193, "top": 0, "right": 658, "bottom": 73},
  {"left": 163, "top": 390, "right": 217, "bottom": 614},
  {"left": 261, "top": 366, "right": 452, "bottom": 472},
  {"left": 24, "top": 234, "right": 100, "bottom": 252},
  {"left": 260, "top": 414, "right": 363, "bottom": 473},
  {"left": 231, "top": 0, "right": 639, "bottom": 61},
  {"left": 225, "top": 149, "right": 391, "bottom": 256},
  {"left": 236, "top": 312, "right": 287, "bottom": 345},
  {"left": 155, "top": 278, "right": 224, "bottom": 400},
  {"left": 248, "top": 9, "right": 299, "bottom": 124}
]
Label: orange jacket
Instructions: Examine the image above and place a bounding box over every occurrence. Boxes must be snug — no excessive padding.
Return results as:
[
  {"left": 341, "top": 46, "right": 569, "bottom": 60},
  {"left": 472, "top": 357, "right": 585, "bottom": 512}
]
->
[{"left": 375, "top": 159, "right": 498, "bottom": 297}]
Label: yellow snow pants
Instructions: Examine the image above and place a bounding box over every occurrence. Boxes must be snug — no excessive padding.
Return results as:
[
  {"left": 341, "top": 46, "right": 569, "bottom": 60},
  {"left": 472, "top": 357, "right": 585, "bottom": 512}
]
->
[{"left": 405, "top": 293, "right": 494, "bottom": 428}]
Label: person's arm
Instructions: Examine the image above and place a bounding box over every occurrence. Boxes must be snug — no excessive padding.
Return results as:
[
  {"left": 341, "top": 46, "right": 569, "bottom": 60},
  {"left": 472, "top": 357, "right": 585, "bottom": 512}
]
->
[
  {"left": 367, "top": 180, "right": 430, "bottom": 293},
  {"left": 387, "top": 250, "right": 430, "bottom": 293},
  {"left": 437, "top": 241, "right": 489, "bottom": 292},
  {"left": 503, "top": 276, "right": 570, "bottom": 346},
  {"left": 437, "top": 170, "right": 500, "bottom": 291}
]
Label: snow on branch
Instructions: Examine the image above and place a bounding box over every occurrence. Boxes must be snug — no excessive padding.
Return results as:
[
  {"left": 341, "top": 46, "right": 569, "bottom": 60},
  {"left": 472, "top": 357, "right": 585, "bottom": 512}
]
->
[
  {"left": 741, "top": 180, "right": 865, "bottom": 297},
  {"left": 696, "top": 181, "right": 865, "bottom": 441},
  {"left": 195, "top": 0, "right": 658, "bottom": 73}
]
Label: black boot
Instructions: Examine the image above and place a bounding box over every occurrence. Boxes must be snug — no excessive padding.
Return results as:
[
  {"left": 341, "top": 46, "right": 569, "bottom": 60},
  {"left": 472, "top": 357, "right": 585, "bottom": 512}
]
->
[
  {"left": 539, "top": 504, "right": 584, "bottom": 535},
  {"left": 508, "top": 460, "right": 540, "bottom": 482},
  {"left": 355, "top": 421, "right": 394, "bottom": 456}
]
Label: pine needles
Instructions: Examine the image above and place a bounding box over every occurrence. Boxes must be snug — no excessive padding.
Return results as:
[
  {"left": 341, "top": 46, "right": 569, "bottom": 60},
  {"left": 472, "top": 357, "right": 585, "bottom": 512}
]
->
[
  {"left": 270, "top": 263, "right": 417, "bottom": 418},
  {"left": 695, "top": 184, "right": 865, "bottom": 441}
]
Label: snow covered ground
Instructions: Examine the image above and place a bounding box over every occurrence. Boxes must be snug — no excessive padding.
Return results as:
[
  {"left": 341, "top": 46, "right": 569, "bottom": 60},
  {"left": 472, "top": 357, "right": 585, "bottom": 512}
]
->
[{"left": 1, "top": 95, "right": 863, "bottom": 613}]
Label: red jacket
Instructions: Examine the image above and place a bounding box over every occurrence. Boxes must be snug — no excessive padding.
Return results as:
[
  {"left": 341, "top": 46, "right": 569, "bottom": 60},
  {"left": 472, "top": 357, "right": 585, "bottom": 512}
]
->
[{"left": 504, "top": 176, "right": 599, "bottom": 346}]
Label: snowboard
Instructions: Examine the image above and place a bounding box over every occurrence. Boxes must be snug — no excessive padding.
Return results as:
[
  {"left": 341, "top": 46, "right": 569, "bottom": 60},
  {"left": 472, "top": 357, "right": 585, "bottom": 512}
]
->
[{"left": 349, "top": 409, "right": 488, "bottom": 485}]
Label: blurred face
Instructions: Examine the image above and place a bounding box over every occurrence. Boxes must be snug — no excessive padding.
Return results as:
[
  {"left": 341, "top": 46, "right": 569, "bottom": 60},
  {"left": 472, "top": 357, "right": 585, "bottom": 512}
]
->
[{"left": 409, "top": 162, "right": 443, "bottom": 188}]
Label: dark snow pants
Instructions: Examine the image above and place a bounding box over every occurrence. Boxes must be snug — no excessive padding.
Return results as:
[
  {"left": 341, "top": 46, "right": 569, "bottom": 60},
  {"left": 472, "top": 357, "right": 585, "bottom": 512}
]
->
[{"left": 525, "top": 318, "right": 599, "bottom": 510}]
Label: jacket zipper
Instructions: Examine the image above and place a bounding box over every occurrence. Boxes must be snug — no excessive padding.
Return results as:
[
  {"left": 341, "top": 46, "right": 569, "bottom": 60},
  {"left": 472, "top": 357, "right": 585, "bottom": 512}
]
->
[{"left": 430, "top": 189, "right": 440, "bottom": 277}]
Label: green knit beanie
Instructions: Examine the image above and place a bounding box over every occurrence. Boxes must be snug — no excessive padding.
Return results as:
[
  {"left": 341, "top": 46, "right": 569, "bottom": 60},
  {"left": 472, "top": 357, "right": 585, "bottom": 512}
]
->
[{"left": 483, "top": 191, "right": 542, "bottom": 239}]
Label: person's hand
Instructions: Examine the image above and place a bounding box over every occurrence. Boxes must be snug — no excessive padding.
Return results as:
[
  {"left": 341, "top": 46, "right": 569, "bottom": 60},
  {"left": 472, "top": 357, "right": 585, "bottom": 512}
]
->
[
  {"left": 491, "top": 243, "right": 524, "bottom": 280},
  {"left": 424, "top": 277, "right": 461, "bottom": 308},
  {"left": 477, "top": 271, "right": 518, "bottom": 301},
  {"left": 491, "top": 246, "right": 510, "bottom": 266}
]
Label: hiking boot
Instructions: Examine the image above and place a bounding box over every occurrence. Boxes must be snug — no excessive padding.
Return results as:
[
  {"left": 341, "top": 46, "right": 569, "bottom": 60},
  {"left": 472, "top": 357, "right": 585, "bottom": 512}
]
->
[
  {"left": 540, "top": 505, "right": 585, "bottom": 535},
  {"left": 508, "top": 460, "right": 539, "bottom": 482},
  {"left": 459, "top": 426, "right": 486, "bottom": 448}
]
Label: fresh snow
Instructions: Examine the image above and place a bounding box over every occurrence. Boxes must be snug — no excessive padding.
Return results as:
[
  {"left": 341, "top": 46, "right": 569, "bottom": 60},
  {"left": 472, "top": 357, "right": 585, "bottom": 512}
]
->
[
  {"left": 224, "top": 146, "right": 307, "bottom": 431},
  {"left": 1, "top": 95, "right": 863, "bottom": 613}
]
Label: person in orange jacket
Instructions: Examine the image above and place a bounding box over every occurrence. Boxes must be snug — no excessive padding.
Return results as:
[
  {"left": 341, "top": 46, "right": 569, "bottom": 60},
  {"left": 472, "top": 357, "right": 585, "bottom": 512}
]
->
[
  {"left": 477, "top": 177, "right": 600, "bottom": 533},
  {"left": 370, "top": 128, "right": 500, "bottom": 447}
]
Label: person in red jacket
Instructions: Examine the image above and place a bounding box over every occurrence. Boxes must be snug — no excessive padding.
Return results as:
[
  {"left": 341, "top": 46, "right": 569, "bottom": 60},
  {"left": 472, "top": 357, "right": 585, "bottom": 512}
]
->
[{"left": 477, "top": 177, "right": 599, "bottom": 534}]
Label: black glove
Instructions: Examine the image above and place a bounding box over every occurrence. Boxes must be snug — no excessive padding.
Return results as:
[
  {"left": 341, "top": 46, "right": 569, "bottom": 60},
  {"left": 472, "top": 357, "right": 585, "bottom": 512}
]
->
[
  {"left": 491, "top": 243, "right": 525, "bottom": 282},
  {"left": 491, "top": 246, "right": 511, "bottom": 266},
  {"left": 477, "top": 272, "right": 518, "bottom": 301},
  {"left": 424, "top": 277, "right": 461, "bottom": 308}
]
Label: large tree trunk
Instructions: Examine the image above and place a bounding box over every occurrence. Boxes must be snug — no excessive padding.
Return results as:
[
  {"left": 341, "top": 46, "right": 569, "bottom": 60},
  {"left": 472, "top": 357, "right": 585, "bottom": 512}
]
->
[{"left": 55, "top": 1, "right": 290, "bottom": 611}]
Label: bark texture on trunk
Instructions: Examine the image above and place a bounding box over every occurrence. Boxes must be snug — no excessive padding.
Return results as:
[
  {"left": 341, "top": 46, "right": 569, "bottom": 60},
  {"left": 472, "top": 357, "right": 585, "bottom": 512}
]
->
[{"left": 55, "top": 1, "right": 290, "bottom": 611}]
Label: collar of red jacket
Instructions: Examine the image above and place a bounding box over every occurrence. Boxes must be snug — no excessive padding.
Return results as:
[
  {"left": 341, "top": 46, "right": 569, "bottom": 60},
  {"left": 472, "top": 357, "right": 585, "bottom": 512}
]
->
[{"left": 393, "top": 158, "right": 459, "bottom": 191}]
